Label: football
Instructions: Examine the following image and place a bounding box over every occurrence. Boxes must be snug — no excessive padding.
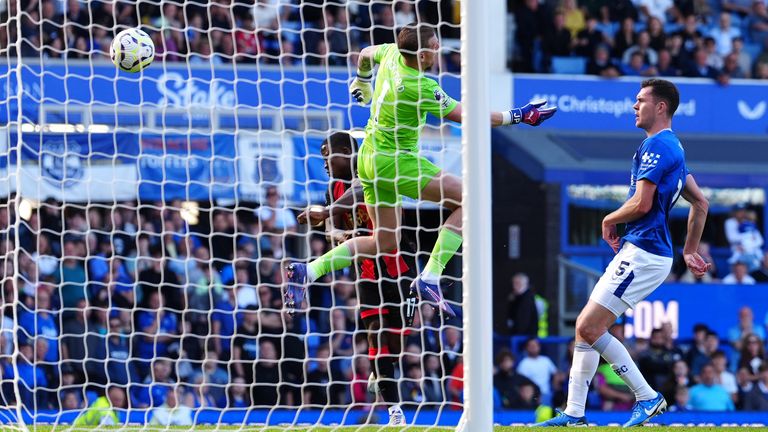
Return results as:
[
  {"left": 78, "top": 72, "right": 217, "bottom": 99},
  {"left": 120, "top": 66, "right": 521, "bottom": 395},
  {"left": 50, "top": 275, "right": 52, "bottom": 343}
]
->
[{"left": 110, "top": 28, "right": 154, "bottom": 73}]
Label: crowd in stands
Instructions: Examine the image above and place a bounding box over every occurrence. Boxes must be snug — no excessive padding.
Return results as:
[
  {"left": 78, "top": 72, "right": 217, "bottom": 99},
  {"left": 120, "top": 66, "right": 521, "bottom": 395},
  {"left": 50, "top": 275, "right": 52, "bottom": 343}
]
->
[
  {"left": 5, "top": 0, "right": 767, "bottom": 82},
  {"left": 2, "top": 187, "right": 767, "bottom": 419},
  {"left": 0, "top": 0, "right": 462, "bottom": 71},
  {"left": 513, "top": 0, "right": 768, "bottom": 80},
  {"left": 0, "top": 188, "right": 470, "bottom": 418}
]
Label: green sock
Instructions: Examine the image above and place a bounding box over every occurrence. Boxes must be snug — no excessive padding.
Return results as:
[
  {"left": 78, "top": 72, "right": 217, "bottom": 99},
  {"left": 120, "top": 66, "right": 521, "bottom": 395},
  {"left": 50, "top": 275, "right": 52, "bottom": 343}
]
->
[
  {"left": 423, "top": 228, "right": 463, "bottom": 280},
  {"left": 307, "top": 243, "right": 354, "bottom": 281}
]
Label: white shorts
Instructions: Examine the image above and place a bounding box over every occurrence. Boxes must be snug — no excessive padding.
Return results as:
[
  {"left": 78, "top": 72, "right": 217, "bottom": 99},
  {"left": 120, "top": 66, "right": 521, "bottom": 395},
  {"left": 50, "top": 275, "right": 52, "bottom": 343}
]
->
[{"left": 590, "top": 242, "right": 673, "bottom": 317}]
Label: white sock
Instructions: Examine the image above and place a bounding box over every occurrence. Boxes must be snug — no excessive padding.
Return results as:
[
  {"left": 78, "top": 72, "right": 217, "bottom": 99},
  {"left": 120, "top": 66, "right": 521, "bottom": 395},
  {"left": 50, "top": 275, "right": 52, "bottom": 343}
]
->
[
  {"left": 563, "top": 342, "right": 599, "bottom": 418},
  {"left": 419, "top": 270, "right": 440, "bottom": 286},
  {"left": 592, "top": 332, "right": 657, "bottom": 401},
  {"left": 388, "top": 404, "right": 402, "bottom": 414}
]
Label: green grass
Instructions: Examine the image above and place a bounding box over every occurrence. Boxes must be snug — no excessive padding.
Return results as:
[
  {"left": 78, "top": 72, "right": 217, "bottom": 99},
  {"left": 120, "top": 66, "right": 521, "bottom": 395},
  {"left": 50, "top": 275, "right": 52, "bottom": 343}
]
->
[{"left": 10, "top": 427, "right": 768, "bottom": 432}]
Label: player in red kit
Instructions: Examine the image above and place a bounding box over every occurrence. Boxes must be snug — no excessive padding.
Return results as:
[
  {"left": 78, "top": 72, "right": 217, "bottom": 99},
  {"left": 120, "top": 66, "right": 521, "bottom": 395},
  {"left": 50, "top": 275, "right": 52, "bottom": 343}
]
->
[{"left": 296, "top": 131, "right": 417, "bottom": 425}]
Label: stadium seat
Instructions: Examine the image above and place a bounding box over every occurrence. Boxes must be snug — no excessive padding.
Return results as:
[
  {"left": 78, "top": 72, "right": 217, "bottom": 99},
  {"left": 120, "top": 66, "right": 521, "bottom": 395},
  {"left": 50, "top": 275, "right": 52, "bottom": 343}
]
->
[{"left": 551, "top": 56, "right": 587, "bottom": 75}]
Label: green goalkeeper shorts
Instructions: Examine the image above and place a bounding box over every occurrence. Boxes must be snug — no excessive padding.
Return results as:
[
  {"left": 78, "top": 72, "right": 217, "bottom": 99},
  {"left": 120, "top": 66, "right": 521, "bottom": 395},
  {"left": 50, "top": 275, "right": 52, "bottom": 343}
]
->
[{"left": 357, "top": 143, "right": 441, "bottom": 207}]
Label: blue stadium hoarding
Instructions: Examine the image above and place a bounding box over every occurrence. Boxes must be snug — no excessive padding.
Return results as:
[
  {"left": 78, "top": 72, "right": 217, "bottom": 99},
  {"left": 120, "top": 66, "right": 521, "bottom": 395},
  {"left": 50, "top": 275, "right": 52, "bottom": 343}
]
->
[{"left": 513, "top": 74, "right": 768, "bottom": 135}]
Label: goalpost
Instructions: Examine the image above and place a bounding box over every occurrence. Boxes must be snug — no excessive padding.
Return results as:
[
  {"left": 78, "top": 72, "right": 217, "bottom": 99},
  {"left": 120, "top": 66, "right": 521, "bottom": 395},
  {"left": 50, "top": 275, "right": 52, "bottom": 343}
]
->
[{"left": 1, "top": 0, "right": 498, "bottom": 429}]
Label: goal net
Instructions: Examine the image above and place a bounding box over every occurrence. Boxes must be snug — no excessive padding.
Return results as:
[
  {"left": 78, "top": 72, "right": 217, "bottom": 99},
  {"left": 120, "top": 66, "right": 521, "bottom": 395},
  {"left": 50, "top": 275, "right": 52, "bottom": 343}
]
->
[{"left": 1, "top": 0, "right": 468, "bottom": 428}]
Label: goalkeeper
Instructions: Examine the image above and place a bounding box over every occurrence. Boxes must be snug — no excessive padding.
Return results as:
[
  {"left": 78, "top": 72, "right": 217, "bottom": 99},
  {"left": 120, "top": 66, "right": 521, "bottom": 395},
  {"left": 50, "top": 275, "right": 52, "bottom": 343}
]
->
[
  {"left": 297, "top": 131, "right": 417, "bottom": 426},
  {"left": 286, "top": 23, "right": 556, "bottom": 318}
]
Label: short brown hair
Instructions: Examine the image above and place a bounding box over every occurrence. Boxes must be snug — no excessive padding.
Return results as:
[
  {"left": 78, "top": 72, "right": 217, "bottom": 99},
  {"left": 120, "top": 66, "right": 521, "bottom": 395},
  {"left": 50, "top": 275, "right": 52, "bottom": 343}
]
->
[
  {"left": 641, "top": 79, "right": 680, "bottom": 117},
  {"left": 397, "top": 23, "right": 436, "bottom": 60}
]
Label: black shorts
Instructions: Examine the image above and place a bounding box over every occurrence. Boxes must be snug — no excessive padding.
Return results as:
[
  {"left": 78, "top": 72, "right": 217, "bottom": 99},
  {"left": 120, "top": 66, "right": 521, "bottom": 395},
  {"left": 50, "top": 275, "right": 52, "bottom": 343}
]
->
[{"left": 357, "top": 275, "right": 413, "bottom": 330}]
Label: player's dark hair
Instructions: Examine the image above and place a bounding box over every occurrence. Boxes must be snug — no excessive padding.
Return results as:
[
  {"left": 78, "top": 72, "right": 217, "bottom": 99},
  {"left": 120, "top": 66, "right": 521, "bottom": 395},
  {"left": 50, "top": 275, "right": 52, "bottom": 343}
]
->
[
  {"left": 323, "top": 131, "right": 358, "bottom": 154},
  {"left": 397, "top": 23, "right": 436, "bottom": 60},
  {"left": 641, "top": 79, "right": 680, "bottom": 117}
]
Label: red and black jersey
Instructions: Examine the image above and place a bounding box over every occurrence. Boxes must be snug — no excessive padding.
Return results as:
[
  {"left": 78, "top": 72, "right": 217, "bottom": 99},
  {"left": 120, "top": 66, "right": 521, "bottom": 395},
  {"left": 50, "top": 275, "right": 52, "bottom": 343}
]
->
[{"left": 330, "top": 180, "right": 409, "bottom": 280}]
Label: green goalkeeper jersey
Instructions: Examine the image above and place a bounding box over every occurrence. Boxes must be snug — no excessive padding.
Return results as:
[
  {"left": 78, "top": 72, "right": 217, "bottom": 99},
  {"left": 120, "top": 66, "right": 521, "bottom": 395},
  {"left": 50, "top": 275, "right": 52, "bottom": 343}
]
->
[{"left": 363, "top": 43, "right": 458, "bottom": 153}]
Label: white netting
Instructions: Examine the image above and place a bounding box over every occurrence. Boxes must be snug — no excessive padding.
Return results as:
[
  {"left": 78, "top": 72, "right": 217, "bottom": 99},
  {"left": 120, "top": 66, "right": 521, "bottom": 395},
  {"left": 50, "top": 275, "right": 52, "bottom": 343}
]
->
[{"left": 0, "top": 0, "right": 464, "bottom": 429}]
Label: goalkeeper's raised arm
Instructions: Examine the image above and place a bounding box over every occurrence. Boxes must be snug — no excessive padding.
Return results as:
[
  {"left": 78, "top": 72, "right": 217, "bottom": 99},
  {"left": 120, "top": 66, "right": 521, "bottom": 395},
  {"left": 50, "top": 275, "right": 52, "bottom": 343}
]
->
[{"left": 350, "top": 24, "right": 557, "bottom": 127}]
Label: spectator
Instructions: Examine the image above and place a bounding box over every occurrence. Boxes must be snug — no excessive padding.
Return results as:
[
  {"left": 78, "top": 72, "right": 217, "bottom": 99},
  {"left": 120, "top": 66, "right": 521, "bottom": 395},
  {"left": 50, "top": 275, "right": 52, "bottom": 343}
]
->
[
  {"left": 506, "top": 273, "right": 538, "bottom": 336},
  {"left": 150, "top": 386, "right": 192, "bottom": 426},
  {"left": 252, "top": 340, "right": 280, "bottom": 406},
  {"left": 255, "top": 186, "right": 297, "bottom": 259},
  {"left": 61, "top": 298, "right": 88, "bottom": 381},
  {"left": 543, "top": 10, "right": 574, "bottom": 62},
  {"left": 668, "top": 385, "right": 693, "bottom": 412},
  {"left": 622, "top": 30, "right": 660, "bottom": 66},
  {"left": 442, "top": 327, "right": 463, "bottom": 374},
  {"left": 400, "top": 363, "right": 425, "bottom": 405},
  {"left": 750, "top": 253, "right": 768, "bottom": 282},
  {"left": 704, "top": 36, "right": 725, "bottom": 69},
  {"left": 211, "top": 287, "right": 238, "bottom": 360},
  {"left": 639, "top": 328, "right": 683, "bottom": 390},
  {"left": 727, "top": 208, "right": 764, "bottom": 272},
  {"left": 635, "top": 0, "right": 675, "bottom": 22},
  {"left": 737, "top": 334, "right": 766, "bottom": 380},
  {"left": 74, "top": 386, "right": 126, "bottom": 426},
  {"left": 662, "top": 359, "right": 694, "bottom": 403},
  {"left": 723, "top": 261, "right": 757, "bottom": 284},
  {"left": 718, "top": 52, "right": 748, "bottom": 83},
  {"left": 689, "top": 363, "right": 735, "bottom": 411},
  {"left": 12, "top": 341, "right": 49, "bottom": 409},
  {"left": 755, "top": 60, "right": 768, "bottom": 78},
  {"left": 722, "top": 0, "right": 756, "bottom": 17},
  {"left": 513, "top": 0, "right": 551, "bottom": 72},
  {"left": 613, "top": 17, "right": 637, "bottom": 58},
  {"left": 132, "top": 359, "right": 174, "bottom": 408},
  {"left": 18, "top": 289, "right": 59, "bottom": 366},
  {"left": 656, "top": 48, "right": 681, "bottom": 75},
  {"left": 371, "top": 6, "right": 396, "bottom": 45},
  {"left": 686, "top": 324, "right": 712, "bottom": 376},
  {"left": 223, "top": 377, "right": 250, "bottom": 408},
  {"left": 712, "top": 350, "right": 738, "bottom": 402},
  {"left": 197, "top": 351, "right": 229, "bottom": 405},
  {"left": 135, "top": 291, "right": 179, "bottom": 371},
  {"left": 622, "top": 50, "right": 658, "bottom": 75},
  {"left": 493, "top": 350, "right": 539, "bottom": 409},
  {"left": 304, "top": 343, "right": 345, "bottom": 406},
  {"left": 422, "top": 354, "right": 445, "bottom": 404},
  {"left": 574, "top": 16, "right": 605, "bottom": 58},
  {"left": 394, "top": 1, "right": 416, "bottom": 29},
  {"left": 517, "top": 338, "right": 558, "bottom": 405},
  {"left": 732, "top": 37, "right": 753, "bottom": 78},
  {"left": 709, "top": 12, "right": 741, "bottom": 56},
  {"left": 748, "top": 0, "right": 768, "bottom": 44},
  {"left": 728, "top": 306, "right": 766, "bottom": 349},
  {"left": 586, "top": 44, "right": 621, "bottom": 77},
  {"left": 647, "top": 16, "right": 667, "bottom": 51},
  {"left": 562, "top": 0, "right": 586, "bottom": 38},
  {"left": 743, "top": 364, "right": 768, "bottom": 410}
]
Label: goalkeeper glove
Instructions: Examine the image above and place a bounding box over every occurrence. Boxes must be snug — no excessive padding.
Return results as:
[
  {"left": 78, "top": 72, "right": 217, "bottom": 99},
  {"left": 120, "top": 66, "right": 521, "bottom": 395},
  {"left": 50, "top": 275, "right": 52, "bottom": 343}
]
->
[
  {"left": 504, "top": 99, "right": 557, "bottom": 126},
  {"left": 350, "top": 70, "right": 373, "bottom": 105}
]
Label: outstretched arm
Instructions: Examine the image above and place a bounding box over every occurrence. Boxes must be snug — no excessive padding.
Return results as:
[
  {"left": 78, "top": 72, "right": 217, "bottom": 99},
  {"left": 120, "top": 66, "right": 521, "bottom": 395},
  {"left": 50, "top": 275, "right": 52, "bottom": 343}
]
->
[
  {"left": 680, "top": 174, "right": 711, "bottom": 277},
  {"left": 444, "top": 100, "right": 557, "bottom": 127}
]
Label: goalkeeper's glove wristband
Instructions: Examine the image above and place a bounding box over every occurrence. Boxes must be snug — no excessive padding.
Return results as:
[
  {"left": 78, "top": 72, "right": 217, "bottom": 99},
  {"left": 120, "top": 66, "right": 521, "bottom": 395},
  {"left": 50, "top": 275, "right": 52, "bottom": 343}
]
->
[{"left": 356, "top": 69, "right": 373, "bottom": 82}]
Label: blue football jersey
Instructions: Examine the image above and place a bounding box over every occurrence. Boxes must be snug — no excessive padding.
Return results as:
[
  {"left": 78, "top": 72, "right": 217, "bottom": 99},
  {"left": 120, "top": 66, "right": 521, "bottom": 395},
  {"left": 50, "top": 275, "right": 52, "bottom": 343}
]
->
[{"left": 622, "top": 129, "right": 687, "bottom": 257}]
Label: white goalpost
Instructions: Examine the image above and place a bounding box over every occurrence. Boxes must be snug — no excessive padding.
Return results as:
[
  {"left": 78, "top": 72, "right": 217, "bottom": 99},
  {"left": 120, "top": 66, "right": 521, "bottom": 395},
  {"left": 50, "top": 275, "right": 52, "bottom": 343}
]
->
[
  {"left": 459, "top": 0, "right": 494, "bottom": 430},
  {"left": 0, "top": 0, "right": 500, "bottom": 429}
]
